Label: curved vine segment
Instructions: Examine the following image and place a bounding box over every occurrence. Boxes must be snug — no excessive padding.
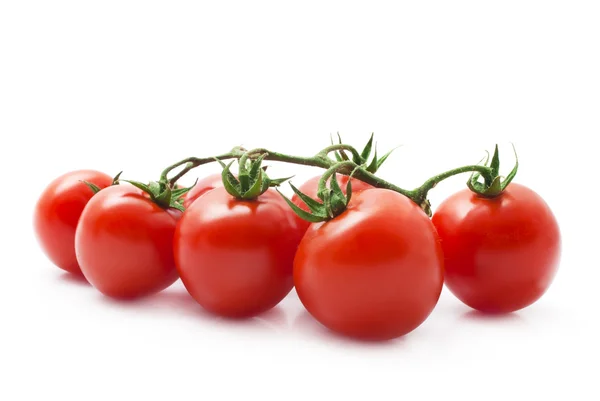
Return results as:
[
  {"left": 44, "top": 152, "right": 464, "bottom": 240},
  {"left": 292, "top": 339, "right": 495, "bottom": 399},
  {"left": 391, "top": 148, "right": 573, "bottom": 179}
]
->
[
  {"left": 467, "top": 144, "right": 518, "bottom": 198},
  {"left": 160, "top": 135, "right": 397, "bottom": 190}
]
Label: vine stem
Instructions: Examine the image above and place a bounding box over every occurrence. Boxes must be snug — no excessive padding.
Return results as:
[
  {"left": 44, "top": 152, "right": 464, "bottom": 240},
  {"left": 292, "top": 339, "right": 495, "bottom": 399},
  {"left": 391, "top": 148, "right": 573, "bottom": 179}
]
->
[
  {"left": 316, "top": 144, "right": 363, "bottom": 163},
  {"left": 317, "top": 161, "right": 413, "bottom": 198},
  {"left": 244, "top": 148, "right": 332, "bottom": 169},
  {"left": 159, "top": 143, "right": 494, "bottom": 217},
  {"left": 162, "top": 144, "right": 364, "bottom": 186},
  {"left": 161, "top": 150, "right": 242, "bottom": 186},
  {"left": 409, "top": 164, "right": 494, "bottom": 207},
  {"left": 316, "top": 161, "right": 493, "bottom": 216}
]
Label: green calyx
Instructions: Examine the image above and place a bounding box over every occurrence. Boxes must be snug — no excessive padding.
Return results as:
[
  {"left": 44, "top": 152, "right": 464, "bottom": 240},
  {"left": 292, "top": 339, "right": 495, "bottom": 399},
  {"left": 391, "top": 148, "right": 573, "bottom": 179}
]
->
[
  {"left": 329, "top": 133, "right": 397, "bottom": 174},
  {"left": 84, "top": 170, "right": 192, "bottom": 210},
  {"left": 112, "top": 171, "right": 123, "bottom": 185},
  {"left": 83, "top": 171, "right": 123, "bottom": 195},
  {"left": 123, "top": 179, "right": 193, "bottom": 211},
  {"left": 467, "top": 144, "right": 519, "bottom": 197},
  {"left": 83, "top": 181, "right": 102, "bottom": 194},
  {"left": 278, "top": 171, "right": 354, "bottom": 223},
  {"left": 218, "top": 153, "right": 291, "bottom": 200}
]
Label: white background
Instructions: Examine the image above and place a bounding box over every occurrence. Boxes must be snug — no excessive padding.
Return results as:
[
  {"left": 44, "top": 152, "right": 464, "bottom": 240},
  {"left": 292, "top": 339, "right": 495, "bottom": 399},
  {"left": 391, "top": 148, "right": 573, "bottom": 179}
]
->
[{"left": 1, "top": 1, "right": 599, "bottom": 400}]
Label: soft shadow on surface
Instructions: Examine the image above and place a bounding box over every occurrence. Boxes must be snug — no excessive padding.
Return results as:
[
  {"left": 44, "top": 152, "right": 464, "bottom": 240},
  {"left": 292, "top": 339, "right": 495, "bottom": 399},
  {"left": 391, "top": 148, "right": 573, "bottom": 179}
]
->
[
  {"left": 58, "top": 272, "right": 91, "bottom": 287},
  {"left": 253, "top": 306, "right": 289, "bottom": 328},
  {"left": 292, "top": 309, "right": 407, "bottom": 348},
  {"left": 99, "top": 287, "right": 290, "bottom": 333},
  {"left": 460, "top": 309, "right": 524, "bottom": 323}
]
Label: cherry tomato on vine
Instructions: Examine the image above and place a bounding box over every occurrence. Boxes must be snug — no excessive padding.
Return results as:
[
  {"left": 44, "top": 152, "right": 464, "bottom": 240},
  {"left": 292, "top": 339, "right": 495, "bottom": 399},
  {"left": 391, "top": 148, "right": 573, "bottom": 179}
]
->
[
  {"left": 294, "top": 189, "right": 444, "bottom": 341},
  {"left": 75, "top": 184, "right": 181, "bottom": 298},
  {"left": 174, "top": 187, "right": 305, "bottom": 318},
  {"left": 34, "top": 170, "right": 113, "bottom": 275},
  {"left": 182, "top": 173, "right": 224, "bottom": 209},
  {"left": 432, "top": 183, "right": 561, "bottom": 314}
]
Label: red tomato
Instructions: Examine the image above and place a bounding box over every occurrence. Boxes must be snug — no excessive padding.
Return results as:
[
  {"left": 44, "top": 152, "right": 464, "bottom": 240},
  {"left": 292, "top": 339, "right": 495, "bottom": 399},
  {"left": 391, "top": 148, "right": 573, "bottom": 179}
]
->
[
  {"left": 174, "top": 187, "right": 305, "bottom": 317},
  {"left": 294, "top": 189, "right": 444, "bottom": 341},
  {"left": 432, "top": 183, "right": 561, "bottom": 314},
  {"left": 34, "top": 170, "right": 113, "bottom": 275},
  {"left": 75, "top": 185, "right": 181, "bottom": 299},
  {"left": 291, "top": 174, "right": 373, "bottom": 212},
  {"left": 183, "top": 173, "right": 224, "bottom": 209}
]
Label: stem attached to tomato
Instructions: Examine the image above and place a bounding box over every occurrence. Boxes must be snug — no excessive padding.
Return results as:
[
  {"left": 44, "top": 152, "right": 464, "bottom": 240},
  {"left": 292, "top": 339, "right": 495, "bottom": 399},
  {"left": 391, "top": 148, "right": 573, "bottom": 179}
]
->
[
  {"left": 409, "top": 164, "right": 495, "bottom": 208},
  {"left": 243, "top": 147, "right": 333, "bottom": 169},
  {"left": 161, "top": 148, "right": 245, "bottom": 187},
  {"left": 316, "top": 161, "right": 412, "bottom": 198},
  {"left": 409, "top": 144, "right": 517, "bottom": 211}
]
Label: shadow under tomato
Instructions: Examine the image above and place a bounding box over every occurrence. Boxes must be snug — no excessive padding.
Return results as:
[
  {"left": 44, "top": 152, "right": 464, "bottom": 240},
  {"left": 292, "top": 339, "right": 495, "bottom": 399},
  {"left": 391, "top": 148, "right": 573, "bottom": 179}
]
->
[
  {"left": 252, "top": 306, "right": 289, "bottom": 328},
  {"left": 291, "top": 309, "right": 407, "bottom": 348},
  {"left": 98, "top": 286, "right": 290, "bottom": 333},
  {"left": 151, "top": 289, "right": 288, "bottom": 325},
  {"left": 58, "top": 271, "right": 91, "bottom": 287},
  {"left": 460, "top": 309, "right": 524, "bottom": 323}
]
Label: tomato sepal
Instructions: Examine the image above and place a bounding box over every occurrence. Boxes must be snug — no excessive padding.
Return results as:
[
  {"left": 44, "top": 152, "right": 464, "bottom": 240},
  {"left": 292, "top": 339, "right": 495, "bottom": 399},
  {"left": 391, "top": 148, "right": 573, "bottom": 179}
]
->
[
  {"left": 277, "top": 187, "right": 330, "bottom": 223},
  {"left": 216, "top": 155, "right": 291, "bottom": 200},
  {"left": 467, "top": 144, "right": 519, "bottom": 198},
  {"left": 81, "top": 171, "right": 123, "bottom": 195},
  {"left": 112, "top": 171, "right": 123, "bottom": 185},
  {"left": 328, "top": 133, "right": 396, "bottom": 174},
  {"left": 326, "top": 171, "right": 350, "bottom": 218},
  {"left": 171, "top": 180, "right": 196, "bottom": 199},
  {"left": 279, "top": 171, "right": 355, "bottom": 223},
  {"left": 122, "top": 179, "right": 191, "bottom": 212},
  {"left": 360, "top": 133, "right": 375, "bottom": 163},
  {"left": 82, "top": 181, "right": 102, "bottom": 194},
  {"left": 330, "top": 133, "right": 350, "bottom": 162}
]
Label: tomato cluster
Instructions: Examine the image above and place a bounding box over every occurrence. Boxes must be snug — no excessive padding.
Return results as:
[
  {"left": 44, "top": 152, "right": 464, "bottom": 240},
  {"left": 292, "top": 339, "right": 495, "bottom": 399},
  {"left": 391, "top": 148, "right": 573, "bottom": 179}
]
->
[{"left": 33, "top": 144, "right": 561, "bottom": 342}]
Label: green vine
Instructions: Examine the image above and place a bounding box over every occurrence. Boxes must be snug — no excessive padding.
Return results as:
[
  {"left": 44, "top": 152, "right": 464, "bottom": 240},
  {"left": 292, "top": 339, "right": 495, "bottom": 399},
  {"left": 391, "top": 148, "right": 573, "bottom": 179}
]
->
[{"left": 152, "top": 136, "right": 515, "bottom": 218}]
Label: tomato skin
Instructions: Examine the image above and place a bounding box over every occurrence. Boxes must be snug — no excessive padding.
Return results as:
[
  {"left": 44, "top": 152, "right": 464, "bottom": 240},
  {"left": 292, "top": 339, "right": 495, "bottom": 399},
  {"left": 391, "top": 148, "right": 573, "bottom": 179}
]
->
[
  {"left": 183, "top": 173, "right": 224, "bottom": 209},
  {"left": 431, "top": 183, "right": 561, "bottom": 314},
  {"left": 174, "top": 187, "right": 305, "bottom": 318},
  {"left": 75, "top": 185, "right": 181, "bottom": 299},
  {"left": 34, "top": 170, "right": 113, "bottom": 275},
  {"left": 294, "top": 189, "right": 444, "bottom": 341}
]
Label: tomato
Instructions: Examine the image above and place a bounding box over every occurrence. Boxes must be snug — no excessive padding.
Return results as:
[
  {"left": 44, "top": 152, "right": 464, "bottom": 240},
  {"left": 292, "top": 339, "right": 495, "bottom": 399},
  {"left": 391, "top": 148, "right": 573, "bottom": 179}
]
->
[
  {"left": 183, "top": 173, "right": 224, "bottom": 209},
  {"left": 75, "top": 185, "right": 181, "bottom": 299},
  {"left": 294, "top": 189, "right": 444, "bottom": 341},
  {"left": 174, "top": 187, "right": 305, "bottom": 317},
  {"left": 291, "top": 174, "right": 373, "bottom": 213},
  {"left": 34, "top": 170, "right": 113, "bottom": 275},
  {"left": 431, "top": 183, "right": 561, "bottom": 314}
]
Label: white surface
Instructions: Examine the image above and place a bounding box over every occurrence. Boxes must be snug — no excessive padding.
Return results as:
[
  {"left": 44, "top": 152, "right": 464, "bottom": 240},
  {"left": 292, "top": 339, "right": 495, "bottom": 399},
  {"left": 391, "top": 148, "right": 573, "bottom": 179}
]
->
[{"left": 2, "top": 1, "right": 599, "bottom": 400}]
